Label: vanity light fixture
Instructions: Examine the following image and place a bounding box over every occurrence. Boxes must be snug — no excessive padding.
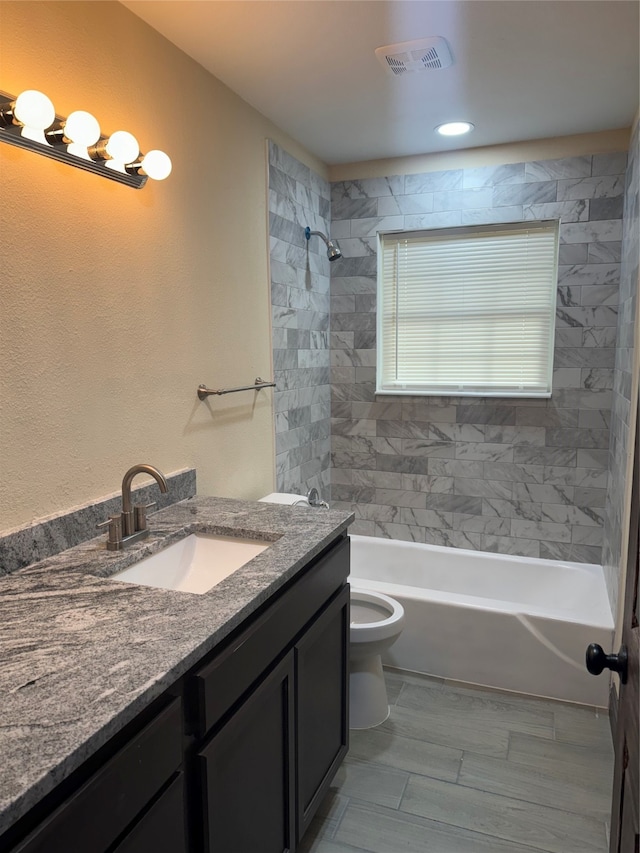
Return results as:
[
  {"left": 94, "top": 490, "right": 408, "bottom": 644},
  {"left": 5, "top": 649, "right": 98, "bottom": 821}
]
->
[
  {"left": 435, "top": 121, "right": 474, "bottom": 137},
  {"left": 0, "top": 88, "right": 172, "bottom": 189},
  {"left": 47, "top": 110, "right": 101, "bottom": 160}
]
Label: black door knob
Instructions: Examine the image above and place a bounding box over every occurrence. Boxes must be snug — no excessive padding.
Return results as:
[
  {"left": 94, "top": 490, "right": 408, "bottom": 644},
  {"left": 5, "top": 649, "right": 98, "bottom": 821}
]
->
[{"left": 585, "top": 643, "right": 628, "bottom": 684}]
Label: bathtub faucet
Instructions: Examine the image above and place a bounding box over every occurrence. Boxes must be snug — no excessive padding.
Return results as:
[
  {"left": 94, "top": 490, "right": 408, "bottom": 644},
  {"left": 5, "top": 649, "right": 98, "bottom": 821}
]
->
[{"left": 307, "top": 488, "right": 329, "bottom": 509}]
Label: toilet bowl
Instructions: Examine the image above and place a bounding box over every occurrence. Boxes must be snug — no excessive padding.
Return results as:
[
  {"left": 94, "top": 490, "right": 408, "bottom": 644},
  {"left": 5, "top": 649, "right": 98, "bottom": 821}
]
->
[
  {"left": 349, "top": 588, "right": 405, "bottom": 729},
  {"left": 258, "top": 493, "right": 405, "bottom": 729}
]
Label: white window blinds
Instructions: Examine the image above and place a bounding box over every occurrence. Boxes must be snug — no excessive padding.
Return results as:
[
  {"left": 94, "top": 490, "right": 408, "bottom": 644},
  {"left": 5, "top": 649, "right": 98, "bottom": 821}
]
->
[{"left": 377, "top": 221, "right": 559, "bottom": 397}]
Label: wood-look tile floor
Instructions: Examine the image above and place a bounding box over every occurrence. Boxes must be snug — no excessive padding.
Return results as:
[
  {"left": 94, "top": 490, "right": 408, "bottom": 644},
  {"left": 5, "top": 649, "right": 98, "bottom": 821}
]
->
[{"left": 300, "top": 670, "right": 614, "bottom": 853}]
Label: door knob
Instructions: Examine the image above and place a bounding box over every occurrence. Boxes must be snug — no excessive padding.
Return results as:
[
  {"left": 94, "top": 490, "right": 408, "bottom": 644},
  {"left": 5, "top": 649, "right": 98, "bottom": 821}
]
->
[{"left": 585, "top": 643, "right": 628, "bottom": 684}]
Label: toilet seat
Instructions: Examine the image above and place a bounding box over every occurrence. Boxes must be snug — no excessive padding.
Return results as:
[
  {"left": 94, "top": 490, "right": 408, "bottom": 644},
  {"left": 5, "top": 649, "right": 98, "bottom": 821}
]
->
[{"left": 350, "top": 588, "right": 405, "bottom": 645}]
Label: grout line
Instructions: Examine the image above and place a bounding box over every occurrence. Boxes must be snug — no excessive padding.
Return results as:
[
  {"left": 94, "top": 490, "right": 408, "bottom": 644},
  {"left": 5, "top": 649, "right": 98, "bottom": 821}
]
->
[
  {"left": 396, "top": 770, "right": 411, "bottom": 811},
  {"left": 328, "top": 794, "right": 351, "bottom": 840}
]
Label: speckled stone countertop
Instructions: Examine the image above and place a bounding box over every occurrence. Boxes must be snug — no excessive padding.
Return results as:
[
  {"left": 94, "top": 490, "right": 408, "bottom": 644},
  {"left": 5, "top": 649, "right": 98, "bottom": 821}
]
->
[{"left": 0, "top": 496, "right": 354, "bottom": 836}]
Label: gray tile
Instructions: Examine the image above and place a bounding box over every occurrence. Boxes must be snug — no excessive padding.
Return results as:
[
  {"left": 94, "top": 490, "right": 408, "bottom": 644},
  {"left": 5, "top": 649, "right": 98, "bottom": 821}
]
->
[
  {"left": 553, "top": 706, "right": 614, "bottom": 752},
  {"left": 560, "top": 220, "right": 623, "bottom": 243},
  {"left": 462, "top": 205, "right": 523, "bottom": 225},
  {"left": 557, "top": 175, "right": 625, "bottom": 200},
  {"left": 397, "top": 682, "right": 554, "bottom": 742},
  {"left": 458, "top": 750, "right": 611, "bottom": 820},
  {"left": 332, "top": 198, "right": 378, "bottom": 220},
  {"left": 507, "top": 733, "right": 613, "bottom": 790},
  {"left": 298, "top": 835, "right": 358, "bottom": 853},
  {"left": 337, "top": 747, "right": 415, "bottom": 808},
  {"left": 404, "top": 169, "right": 463, "bottom": 193},
  {"left": 523, "top": 200, "right": 588, "bottom": 222},
  {"left": 558, "top": 243, "right": 588, "bottom": 264},
  {"left": 493, "top": 181, "right": 557, "bottom": 206},
  {"left": 383, "top": 696, "right": 510, "bottom": 757},
  {"left": 297, "top": 790, "right": 350, "bottom": 848},
  {"left": 378, "top": 192, "right": 433, "bottom": 215},
  {"left": 347, "top": 726, "right": 462, "bottom": 782},
  {"left": 404, "top": 210, "right": 461, "bottom": 229},
  {"left": 303, "top": 674, "right": 613, "bottom": 853},
  {"left": 455, "top": 442, "right": 515, "bottom": 462},
  {"left": 525, "top": 157, "right": 592, "bottom": 182},
  {"left": 456, "top": 405, "right": 516, "bottom": 425},
  {"left": 590, "top": 197, "right": 624, "bottom": 221},
  {"left": 591, "top": 151, "right": 627, "bottom": 175},
  {"left": 463, "top": 163, "right": 526, "bottom": 188},
  {"left": 510, "top": 520, "right": 572, "bottom": 543},
  {"left": 336, "top": 800, "right": 548, "bottom": 853},
  {"left": 587, "top": 241, "right": 622, "bottom": 263},
  {"left": 400, "top": 774, "right": 607, "bottom": 853},
  {"left": 424, "top": 494, "right": 483, "bottom": 515}
]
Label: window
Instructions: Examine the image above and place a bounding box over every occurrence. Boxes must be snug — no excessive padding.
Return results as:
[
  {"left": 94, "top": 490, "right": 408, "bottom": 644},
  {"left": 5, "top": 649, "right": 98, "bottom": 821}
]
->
[{"left": 377, "top": 220, "right": 559, "bottom": 398}]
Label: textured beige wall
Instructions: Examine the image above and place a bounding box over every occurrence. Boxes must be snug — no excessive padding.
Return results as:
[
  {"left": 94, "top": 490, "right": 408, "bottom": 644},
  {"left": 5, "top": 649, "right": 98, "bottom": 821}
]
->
[{"left": 0, "top": 1, "right": 326, "bottom": 530}]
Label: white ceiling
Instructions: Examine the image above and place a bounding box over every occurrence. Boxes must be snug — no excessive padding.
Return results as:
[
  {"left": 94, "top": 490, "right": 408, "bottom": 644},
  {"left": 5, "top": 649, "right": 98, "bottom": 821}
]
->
[{"left": 123, "top": 0, "right": 639, "bottom": 165}]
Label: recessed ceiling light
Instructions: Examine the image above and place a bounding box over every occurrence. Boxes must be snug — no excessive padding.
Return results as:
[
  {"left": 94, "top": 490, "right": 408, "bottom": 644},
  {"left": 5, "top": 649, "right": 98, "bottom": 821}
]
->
[{"left": 435, "top": 121, "right": 474, "bottom": 137}]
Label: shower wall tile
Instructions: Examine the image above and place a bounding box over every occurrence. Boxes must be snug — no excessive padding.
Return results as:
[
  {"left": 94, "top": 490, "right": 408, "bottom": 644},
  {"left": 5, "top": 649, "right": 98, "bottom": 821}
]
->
[
  {"left": 268, "top": 141, "right": 331, "bottom": 501},
  {"left": 330, "top": 148, "right": 630, "bottom": 564},
  {"left": 601, "top": 116, "right": 639, "bottom": 617}
]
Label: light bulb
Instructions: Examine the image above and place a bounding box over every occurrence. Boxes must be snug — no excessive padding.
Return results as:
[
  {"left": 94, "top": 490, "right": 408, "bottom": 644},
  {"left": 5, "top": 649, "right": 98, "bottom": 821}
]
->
[
  {"left": 104, "top": 130, "right": 139, "bottom": 173},
  {"left": 139, "top": 149, "right": 172, "bottom": 181},
  {"left": 64, "top": 111, "right": 100, "bottom": 160},
  {"left": 13, "top": 90, "right": 55, "bottom": 144},
  {"left": 435, "top": 121, "right": 474, "bottom": 137}
]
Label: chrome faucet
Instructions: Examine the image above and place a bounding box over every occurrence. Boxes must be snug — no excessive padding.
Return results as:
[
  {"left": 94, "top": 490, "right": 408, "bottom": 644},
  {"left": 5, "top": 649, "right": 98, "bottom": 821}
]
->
[
  {"left": 307, "top": 487, "right": 329, "bottom": 509},
  {"left": 98, "top": 464, "right": 169, "bottom": 551}
]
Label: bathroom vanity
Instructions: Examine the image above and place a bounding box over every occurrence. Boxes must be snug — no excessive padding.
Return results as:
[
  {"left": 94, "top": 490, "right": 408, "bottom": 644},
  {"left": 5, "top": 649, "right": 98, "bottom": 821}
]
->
[{"left": 0, "top": 497, "right": 353, "bottom": 853}]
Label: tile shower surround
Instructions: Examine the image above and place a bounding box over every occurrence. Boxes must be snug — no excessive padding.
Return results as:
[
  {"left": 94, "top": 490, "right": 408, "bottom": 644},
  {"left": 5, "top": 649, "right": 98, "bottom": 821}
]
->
[
  {"left": 268, "top": 142, "right": 332, "bottom": 499},
  {"left": 602, "top": 117, "right": 639, "bottom": 617},
  {"left": 329, "top": 152, "right": 628, "bottom": 564}
]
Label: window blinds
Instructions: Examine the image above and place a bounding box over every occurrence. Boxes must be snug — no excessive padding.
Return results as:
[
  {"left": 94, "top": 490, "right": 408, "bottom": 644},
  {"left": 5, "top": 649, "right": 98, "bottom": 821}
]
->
[{"left": 377, "top": 221, "right": 559, "bottom": 397}]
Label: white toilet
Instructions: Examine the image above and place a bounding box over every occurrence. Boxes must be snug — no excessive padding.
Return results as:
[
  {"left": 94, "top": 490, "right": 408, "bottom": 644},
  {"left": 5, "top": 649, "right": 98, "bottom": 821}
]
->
[
  {"left": 349, "top": 588, "right": 405, "bottom": 729},
  {"left": 259, "top": 492, "right": 405, "bottom": 730}
]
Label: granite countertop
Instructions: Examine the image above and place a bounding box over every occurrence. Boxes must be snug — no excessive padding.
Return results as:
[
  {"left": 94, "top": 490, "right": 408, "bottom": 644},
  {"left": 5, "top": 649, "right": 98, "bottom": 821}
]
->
[{"left": 0, "top": 496, "right": 354, "bottom": 836}]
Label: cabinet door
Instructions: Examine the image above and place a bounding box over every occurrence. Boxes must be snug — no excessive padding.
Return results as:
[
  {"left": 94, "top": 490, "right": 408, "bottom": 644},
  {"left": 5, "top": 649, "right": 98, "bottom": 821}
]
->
[
  {"left": 295, "top": 584, "right": 350, "bottom": 841},
  {"left": 198, "top": 653, "right": 296, "bottom": 853}
]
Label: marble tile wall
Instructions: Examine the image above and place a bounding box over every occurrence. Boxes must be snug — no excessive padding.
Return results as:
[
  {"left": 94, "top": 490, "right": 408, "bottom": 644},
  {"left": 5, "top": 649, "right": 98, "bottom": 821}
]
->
[
  {"left": 0, "top": 468, "right": 196, "bottom": 576},
  {"left": 268, "top": 142, "right": 332, "bottom": 499},
  {"left": 329, "top": 154, "right": 628, "bottom": 562},
  {"left": 602, "top": 117, "right": 639, "bottom": 615}
]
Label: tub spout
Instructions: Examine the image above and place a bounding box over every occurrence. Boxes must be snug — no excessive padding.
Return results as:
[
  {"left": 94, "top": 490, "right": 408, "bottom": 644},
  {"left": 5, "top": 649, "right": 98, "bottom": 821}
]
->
[{"left": 307, "top": 487, "right": 329, "bottom": 509}]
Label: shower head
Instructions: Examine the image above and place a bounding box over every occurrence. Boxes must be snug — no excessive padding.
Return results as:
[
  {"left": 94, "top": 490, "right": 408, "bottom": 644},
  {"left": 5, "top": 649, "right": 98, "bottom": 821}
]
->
[{"left": 305, "top": 226, "right": 342, "bottom": 262}]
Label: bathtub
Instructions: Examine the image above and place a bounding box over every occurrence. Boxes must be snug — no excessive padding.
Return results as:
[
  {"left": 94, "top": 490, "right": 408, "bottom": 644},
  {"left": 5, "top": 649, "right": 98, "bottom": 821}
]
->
[{"left": 349, "top": 534, "right": 614, "bottom": 706}]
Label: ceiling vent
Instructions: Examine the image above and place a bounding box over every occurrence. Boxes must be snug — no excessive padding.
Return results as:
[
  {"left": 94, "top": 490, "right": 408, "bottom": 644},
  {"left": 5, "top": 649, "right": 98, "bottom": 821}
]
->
[{"left": 375, "top": 37, "right": 454, "bottom": 77}]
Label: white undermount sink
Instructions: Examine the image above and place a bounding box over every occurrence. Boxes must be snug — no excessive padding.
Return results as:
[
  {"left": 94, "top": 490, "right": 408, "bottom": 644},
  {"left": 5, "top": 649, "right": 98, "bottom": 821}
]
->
[{"left": 111, "top": 533, "right": 270, "bottom": 595}]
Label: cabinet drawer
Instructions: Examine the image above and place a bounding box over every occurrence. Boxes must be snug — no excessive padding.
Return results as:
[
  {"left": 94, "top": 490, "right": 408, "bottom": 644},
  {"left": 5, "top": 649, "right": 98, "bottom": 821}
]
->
[
  {"left": 13, "top": 698, "right": 183, "bottom": 853},
  {"left": 113, "top": 774, "right": 186, "bottom": 853},
  {"left": 194, "top": 536, "right": 349, "bottom": 736}
]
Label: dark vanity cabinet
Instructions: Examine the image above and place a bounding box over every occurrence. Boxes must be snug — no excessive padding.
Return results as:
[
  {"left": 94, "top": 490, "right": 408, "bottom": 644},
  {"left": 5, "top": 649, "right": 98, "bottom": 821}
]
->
[
  {"left": 7, "top": 698, "right": 186, "bottom": 853},
  {"left": 2, "top": 534, "right": 350, "bottom": 853},
  {"left": 191, "top": 536, "right": 350, "bottom": 852}
]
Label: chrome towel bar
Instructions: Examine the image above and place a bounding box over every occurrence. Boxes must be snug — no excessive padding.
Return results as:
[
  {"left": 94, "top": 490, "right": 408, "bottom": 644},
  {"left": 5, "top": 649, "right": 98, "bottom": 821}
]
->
[{"left": 197, "top": 377, "right": 276, "bottom": 401}]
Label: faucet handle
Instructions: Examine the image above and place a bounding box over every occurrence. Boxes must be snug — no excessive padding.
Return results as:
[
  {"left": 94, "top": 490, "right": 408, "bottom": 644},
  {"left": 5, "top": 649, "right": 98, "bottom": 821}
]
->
[
  {"left": 134, "top": 502, "right": 157, "bottom": 532},
  {"left": 96, "top": 515, "right": 123, "bottom": 549}
]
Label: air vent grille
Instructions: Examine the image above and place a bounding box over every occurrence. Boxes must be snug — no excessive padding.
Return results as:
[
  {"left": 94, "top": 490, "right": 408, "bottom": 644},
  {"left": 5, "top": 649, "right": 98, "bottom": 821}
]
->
[{"left": 375, "top": 37, "right": 453, "bottom": 77}]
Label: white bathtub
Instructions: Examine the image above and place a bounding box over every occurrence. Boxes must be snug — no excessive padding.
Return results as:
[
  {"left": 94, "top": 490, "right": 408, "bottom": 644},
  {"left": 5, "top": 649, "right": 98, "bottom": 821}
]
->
[{"left": 349, "top": 534, "right": 614, "bottom": 706}]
